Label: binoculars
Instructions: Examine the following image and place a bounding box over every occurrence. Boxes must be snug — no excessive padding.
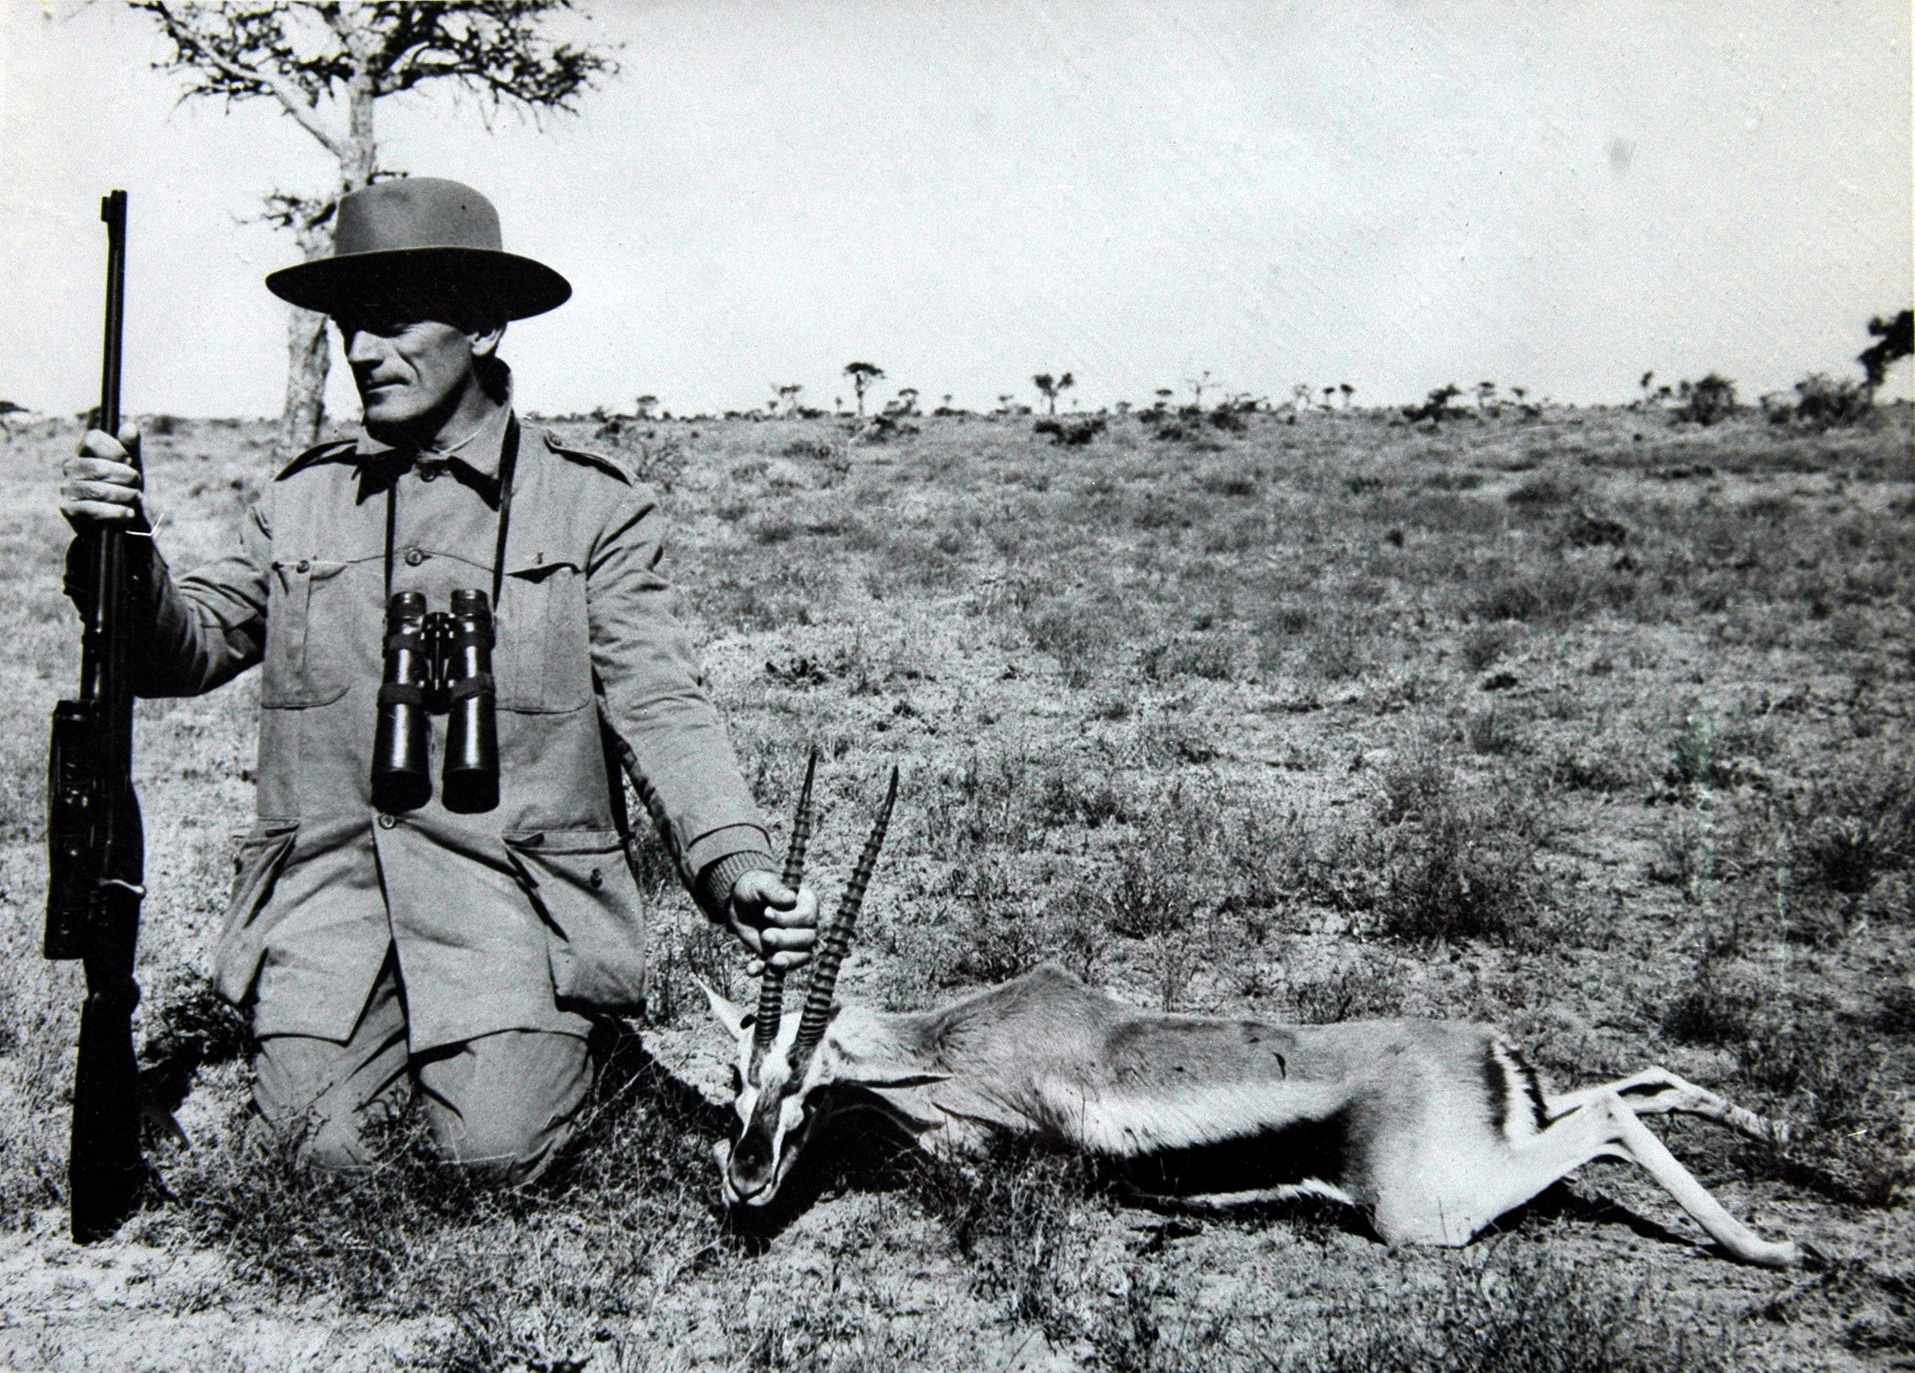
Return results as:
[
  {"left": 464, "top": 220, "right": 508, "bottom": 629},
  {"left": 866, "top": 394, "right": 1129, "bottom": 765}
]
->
[{"left": 370, "top": 589, "right": 499, "bottom": 815}]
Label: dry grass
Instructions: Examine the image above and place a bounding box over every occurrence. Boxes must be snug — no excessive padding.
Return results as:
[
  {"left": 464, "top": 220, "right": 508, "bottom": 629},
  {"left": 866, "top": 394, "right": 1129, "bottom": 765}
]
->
[{"left": 0, "top": 402, "right": 1911, "bottom": 1370}]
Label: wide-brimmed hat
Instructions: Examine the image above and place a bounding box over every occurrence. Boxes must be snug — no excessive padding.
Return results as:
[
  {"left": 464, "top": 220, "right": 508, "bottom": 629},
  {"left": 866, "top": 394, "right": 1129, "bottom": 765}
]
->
[{"left": 265, "top": 178, "right": 571, "bottom": 321}]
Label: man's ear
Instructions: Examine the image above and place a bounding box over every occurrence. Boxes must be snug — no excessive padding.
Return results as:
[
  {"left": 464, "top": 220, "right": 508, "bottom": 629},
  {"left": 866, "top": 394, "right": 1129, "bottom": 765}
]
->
[
  {"left": 697, "top": 978, "right": 749, "bottom": 1040},
  {"left": 468, "top": 321, "right": 506, "bottom": 359}
]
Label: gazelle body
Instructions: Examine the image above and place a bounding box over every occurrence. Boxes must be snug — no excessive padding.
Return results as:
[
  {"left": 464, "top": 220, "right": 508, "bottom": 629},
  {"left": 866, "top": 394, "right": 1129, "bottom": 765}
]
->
[
  {"left": 709, "top": 964, "right": 1803, "bottom": 1268},
  {"left": 720, "top": 763, "right": 1801, "bottom": 1268}
]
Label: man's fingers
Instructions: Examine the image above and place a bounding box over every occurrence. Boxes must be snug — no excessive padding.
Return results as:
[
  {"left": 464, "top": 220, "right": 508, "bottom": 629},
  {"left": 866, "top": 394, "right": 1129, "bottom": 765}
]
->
[
  {"left": 79, "top": 428, "right": 131, "bottom": 462},
  {"left": 64, "top": 499, "right": 141, "bottom": 523},
  {"left": 760, "top": 925, "right": 817, "bottom": 954},
  {"left": 759, "top": 888, "right": 819, "bottom": 928},
  {"left": 765, "top": 947, "right": 814, "bottom": 972},
  {"left": 66, "top": 474, "right": 141, "bottom": 501},
  {"left": 65, "top": 455, "right": 141, "bottom": 485}
]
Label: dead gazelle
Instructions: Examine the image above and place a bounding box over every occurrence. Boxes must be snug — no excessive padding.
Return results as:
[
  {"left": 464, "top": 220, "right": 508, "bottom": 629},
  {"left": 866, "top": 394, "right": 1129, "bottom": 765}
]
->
[
  {"left": 708, "top": 769, "right": 1804, "bottom": 1268},
  {"left": 711, "top": 761, "right": 900, "bottom": 1205}
]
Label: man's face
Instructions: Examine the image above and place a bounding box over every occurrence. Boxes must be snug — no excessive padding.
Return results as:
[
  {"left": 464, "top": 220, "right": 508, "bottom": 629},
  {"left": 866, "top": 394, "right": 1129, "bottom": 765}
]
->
[{"left": 336, "top": 314, "right": 479, "bottom": 428}]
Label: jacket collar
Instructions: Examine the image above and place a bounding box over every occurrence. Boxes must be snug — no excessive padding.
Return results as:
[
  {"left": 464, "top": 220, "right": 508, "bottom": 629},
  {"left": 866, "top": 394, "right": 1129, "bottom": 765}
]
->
[{"left": 356, "top": 397, "right": 514, "bottom": 482}]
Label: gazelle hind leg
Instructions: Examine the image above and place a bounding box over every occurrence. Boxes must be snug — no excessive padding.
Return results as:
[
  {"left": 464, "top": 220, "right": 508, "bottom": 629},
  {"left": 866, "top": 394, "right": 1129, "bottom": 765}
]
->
[
  {"left": 1384, "top": 1095, "right": 1799, "bottom": 1267},
  {"left": 1547, "top": 1067, "right": 1793, "bottom": 1147},
  {"left": 1601, "top": 1094, "right": 1800, "bottom": 1268},
  {"left": 1372, "top": 1106, "right": 1633, "bottom": 1248}
]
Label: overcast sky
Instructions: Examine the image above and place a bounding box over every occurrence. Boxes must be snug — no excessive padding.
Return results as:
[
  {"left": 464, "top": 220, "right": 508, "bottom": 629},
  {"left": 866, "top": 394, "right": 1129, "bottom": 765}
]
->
[{"left": 2, "top": 0, "right": 1908, "bottom": 420}]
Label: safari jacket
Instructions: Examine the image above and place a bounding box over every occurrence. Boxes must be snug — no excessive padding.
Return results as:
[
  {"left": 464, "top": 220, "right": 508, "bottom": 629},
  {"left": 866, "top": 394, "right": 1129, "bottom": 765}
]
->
[{"left": 102, "top": 407, "right": 770, "bottom": 1049}]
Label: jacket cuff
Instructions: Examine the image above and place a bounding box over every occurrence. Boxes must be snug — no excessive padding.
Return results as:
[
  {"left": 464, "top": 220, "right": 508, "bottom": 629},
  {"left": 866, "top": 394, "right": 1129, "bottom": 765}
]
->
[{"left": 694, "top": 844, "right": 776, "bottom": 920}]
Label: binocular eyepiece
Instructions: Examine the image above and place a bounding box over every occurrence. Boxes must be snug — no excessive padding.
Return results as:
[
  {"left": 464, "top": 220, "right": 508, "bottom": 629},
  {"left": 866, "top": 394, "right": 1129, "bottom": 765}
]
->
[{"left": 371, "top": 589, "right": 499, "bottom": 815}]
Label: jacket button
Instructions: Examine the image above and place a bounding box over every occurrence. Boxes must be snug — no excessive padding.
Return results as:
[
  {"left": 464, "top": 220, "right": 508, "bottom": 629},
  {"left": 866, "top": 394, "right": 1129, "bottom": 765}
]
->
[
  {"left": 404, "top": 548, "right": 426, "bottom": 567},
  {"left": 376, "top": 813, "right": 397, "bottom": 829},
  {"left": 294, "top": 558, "right": 311, "bottom": 573},
  {"left": 589, "top": 867, "right": 603, "bottom": 888}
]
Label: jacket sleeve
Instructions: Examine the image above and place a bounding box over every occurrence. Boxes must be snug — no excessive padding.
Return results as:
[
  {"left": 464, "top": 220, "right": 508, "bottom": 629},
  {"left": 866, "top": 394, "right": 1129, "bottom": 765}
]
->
[
  {"left": 62, "top": 498, "right": 271, "bottom": 699},
  {"left": 586, "top": 482, "right": 772, "bottom": 910}
]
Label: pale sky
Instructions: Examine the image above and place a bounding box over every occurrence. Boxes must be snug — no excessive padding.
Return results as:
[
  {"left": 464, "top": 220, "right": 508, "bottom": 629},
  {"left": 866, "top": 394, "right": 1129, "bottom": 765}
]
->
[{"left": 1, "top": 0, "right": 1909, "bottom": 420}]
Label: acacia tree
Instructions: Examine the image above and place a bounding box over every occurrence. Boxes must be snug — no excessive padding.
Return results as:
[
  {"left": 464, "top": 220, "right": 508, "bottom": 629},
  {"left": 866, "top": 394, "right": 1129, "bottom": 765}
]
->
[
  {"left": 843, "top": 361, "right": 884, "bottom": 416},
  {"left": 128, "top": 2, "right": 615, "bottom": 456},
  {"left": 1032, "top": 371, "right": 1074, "bottom": 415},
  {"left": 1860, "top": 310, "right": 1913, "bottom": 394}
]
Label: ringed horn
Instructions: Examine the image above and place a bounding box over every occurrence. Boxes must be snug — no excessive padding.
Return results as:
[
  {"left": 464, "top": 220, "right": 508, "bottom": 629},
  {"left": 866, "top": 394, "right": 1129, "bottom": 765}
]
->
[
  {"left": 749, "top": 749, "right": 817, "bottom": 1083},
  {"left": 789, "top": 765, "right": 900, "bottom": 1070}
]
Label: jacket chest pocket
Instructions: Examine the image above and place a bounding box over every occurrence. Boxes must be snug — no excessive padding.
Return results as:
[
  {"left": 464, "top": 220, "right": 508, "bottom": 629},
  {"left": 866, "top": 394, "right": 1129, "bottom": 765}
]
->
[
  {"left": 499, "top": 559, "right": 590, "bottom": 713},
  {"left": 262, "top": 559, "right": 352, "bottom": 708}
]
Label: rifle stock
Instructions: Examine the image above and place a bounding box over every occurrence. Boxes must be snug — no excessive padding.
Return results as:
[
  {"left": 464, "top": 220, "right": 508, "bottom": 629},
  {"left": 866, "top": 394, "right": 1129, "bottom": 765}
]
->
[{"left": 45, "top": 189, "right": 150, "bottom": 1243}]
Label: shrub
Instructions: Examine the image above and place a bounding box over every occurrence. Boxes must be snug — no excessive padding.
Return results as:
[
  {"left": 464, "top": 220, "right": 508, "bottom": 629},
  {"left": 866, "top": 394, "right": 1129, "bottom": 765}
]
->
[
  {"left": 1735, "top": 1010, "right": 1910, "bottom": 1206},
  {"left": 1371, "top": 790, "right": 1544, "bottom": 943},
  {"left": 1660, "top": 965, "right": 1760, "bottom": 1045},
  {"left": 1776, "top": 374, "right": 1875, "bottom": 428},
  {"left": 1674, "top": 374, "right": 1738, "bottom": 426},
  {"left": 921, "top": 1138, "right": 1098, "bottom": 1339},
  {"left": 1033, "top": 416, "right": 1108, "bottom": 446}
]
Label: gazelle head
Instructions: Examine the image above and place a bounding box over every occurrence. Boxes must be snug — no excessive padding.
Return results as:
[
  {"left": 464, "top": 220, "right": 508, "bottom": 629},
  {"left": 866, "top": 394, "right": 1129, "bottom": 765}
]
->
[{"left": 706, "top": 764, "right": 932, "bottom": 1207}]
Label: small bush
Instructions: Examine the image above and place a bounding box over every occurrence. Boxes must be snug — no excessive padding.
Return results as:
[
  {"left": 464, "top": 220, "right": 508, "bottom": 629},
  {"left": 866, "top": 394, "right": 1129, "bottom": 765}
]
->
[
  {"left": 1674, "top": 374, "right": 1738, "bottom": 426},
  {"left": 1461, "top": 624, "right": 1519, "bottom": 673},
  {"left": 1033, "top": 416, "right": 1108, "bottom": 446},
  {"left": 922, "top": 1138, "right": 1098, "bottom": 1340},
  {"left": 1785, "top": 373, "right": 1874, "bottom": 429},
  {"left": 1371, "top": 792, "right": 1544, "bottom": 943},
  {"left": 1660, "top": 966, "right": 1760, "bottom": 1045}
]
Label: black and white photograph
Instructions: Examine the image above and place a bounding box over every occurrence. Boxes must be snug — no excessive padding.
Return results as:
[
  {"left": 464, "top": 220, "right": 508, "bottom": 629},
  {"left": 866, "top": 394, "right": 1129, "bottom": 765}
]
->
[{"left": 0, "top": 2, "right": 1910, "bottom": 1368}]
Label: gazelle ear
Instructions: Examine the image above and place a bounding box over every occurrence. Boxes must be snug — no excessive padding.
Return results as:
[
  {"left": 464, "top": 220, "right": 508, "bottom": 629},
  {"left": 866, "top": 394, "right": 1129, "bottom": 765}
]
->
[
  {"left": 827, "top": 1027, "right": 950, "bottom": 1090},
  {"left": 844, "top": 1063, "right": 953, "bottom": 1090},
  {"left": 698, "top": 978, "right": 750, "bottom": 1040}
]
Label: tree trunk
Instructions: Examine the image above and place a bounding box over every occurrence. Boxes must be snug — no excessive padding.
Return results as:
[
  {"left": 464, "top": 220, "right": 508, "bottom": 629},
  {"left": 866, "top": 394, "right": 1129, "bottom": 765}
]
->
[
  {"left": 273, "top": 199, "right": 341, "bottom": 459},
  {"left": 277, "top": 309, "right": 331, "bottom": 458}
]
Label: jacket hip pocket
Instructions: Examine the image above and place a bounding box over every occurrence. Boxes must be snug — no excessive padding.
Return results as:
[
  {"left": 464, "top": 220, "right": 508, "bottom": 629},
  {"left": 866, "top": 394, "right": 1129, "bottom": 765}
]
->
[
  {"left": 213, "top": 819, "right": 301, "bottom": 1007},
  {"left": 504, "top": 828, "right": 647, "bottom": 1012},
  {"left": 262, "top": 558, "right": 352, "bottom": 708}
]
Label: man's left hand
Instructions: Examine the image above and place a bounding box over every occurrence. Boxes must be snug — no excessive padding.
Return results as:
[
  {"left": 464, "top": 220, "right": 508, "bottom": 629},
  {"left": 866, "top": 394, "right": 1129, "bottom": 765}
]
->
[{"left": 725, "top": 871, "right": 819, "bottom": 974}]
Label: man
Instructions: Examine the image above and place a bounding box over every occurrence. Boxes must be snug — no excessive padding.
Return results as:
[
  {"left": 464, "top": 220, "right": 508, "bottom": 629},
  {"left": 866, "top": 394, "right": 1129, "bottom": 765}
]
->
[{"left": 58, "top": 178, "right": 816, "bottom": 1183}]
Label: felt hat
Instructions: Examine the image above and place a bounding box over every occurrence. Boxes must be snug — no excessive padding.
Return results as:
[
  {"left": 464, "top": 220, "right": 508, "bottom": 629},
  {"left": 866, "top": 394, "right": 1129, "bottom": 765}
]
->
[{"left": 265, "top": 178, "right": 571, "bottom": 320}]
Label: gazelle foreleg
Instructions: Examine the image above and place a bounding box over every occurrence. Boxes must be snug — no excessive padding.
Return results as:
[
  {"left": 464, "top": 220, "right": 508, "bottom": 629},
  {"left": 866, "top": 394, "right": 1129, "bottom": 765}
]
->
[
  {"left": 1448, "top": 1093, "right": 1800, "bottom": 1268},
  {"left": 1545, "top": 1068, "right": 1794, "bottom": 1147}
]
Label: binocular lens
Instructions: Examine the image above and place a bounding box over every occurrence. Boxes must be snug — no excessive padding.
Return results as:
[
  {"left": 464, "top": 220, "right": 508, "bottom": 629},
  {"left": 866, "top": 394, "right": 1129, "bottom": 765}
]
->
[
  {"left": 368, "top": 588, "right": 501, "bottom": 816},
  {"left": 371, "top": 591, "right": 433, "bottom": 813},
  {"left": 441, "top": 589, "right": 499, "bottom": 814}
]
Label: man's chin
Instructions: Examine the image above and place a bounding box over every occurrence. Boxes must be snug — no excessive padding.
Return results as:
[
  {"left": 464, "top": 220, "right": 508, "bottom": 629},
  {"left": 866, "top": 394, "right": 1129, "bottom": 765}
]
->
[{"left": 358, "top": 388, "right": 430, "bottom": 426}]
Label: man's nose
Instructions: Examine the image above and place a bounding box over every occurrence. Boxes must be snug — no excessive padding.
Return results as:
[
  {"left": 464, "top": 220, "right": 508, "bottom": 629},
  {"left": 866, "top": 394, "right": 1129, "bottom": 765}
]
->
[{"left": 345, "top": 331, "right": 386, "bottom": 367}]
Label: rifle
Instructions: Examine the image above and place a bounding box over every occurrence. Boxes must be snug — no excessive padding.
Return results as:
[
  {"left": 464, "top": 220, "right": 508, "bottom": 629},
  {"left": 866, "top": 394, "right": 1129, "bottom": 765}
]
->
[{"left": 46, "top": 189, "right": 150, "bottom": 1243}]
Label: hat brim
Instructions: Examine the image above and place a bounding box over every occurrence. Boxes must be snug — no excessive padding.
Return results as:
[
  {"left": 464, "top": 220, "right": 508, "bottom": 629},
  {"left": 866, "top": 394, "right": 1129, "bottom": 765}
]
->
[{"left": 265, "top": 246, "right": 571, "bottom": 321}]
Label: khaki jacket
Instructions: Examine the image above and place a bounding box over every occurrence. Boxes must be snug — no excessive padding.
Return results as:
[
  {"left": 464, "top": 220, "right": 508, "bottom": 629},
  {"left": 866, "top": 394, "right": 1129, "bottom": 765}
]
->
[{"left": 118, "top": 409, "right": 768, "bottom": 1049}]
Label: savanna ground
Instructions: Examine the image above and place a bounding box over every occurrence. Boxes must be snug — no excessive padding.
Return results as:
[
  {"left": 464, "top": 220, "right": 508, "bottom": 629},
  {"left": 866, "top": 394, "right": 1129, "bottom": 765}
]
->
[{"left": 0, "top": 398, "right": 1911, "bottom": 1371}]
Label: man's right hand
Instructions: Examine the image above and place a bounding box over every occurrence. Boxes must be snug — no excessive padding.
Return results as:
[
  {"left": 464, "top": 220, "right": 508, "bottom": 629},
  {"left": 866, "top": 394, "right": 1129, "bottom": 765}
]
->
[{"left": 60, "top": 425, "right": 146, "bottom": 528}]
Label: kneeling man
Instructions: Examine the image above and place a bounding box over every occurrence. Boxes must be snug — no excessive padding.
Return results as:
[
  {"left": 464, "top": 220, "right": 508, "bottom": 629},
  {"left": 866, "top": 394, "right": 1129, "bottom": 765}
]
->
[{"left": 58, "top": 178, "right": 815, "bottom": 1182}]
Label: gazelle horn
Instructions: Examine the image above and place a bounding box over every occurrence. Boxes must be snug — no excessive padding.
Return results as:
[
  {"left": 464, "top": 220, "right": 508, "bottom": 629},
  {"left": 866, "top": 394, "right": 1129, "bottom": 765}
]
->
[
  {"left": 789, "top": 765, "right": 899, "bottom": 1069},
  {"left": 750, "top": 749, "right": 817, "bottom": 1082}
]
